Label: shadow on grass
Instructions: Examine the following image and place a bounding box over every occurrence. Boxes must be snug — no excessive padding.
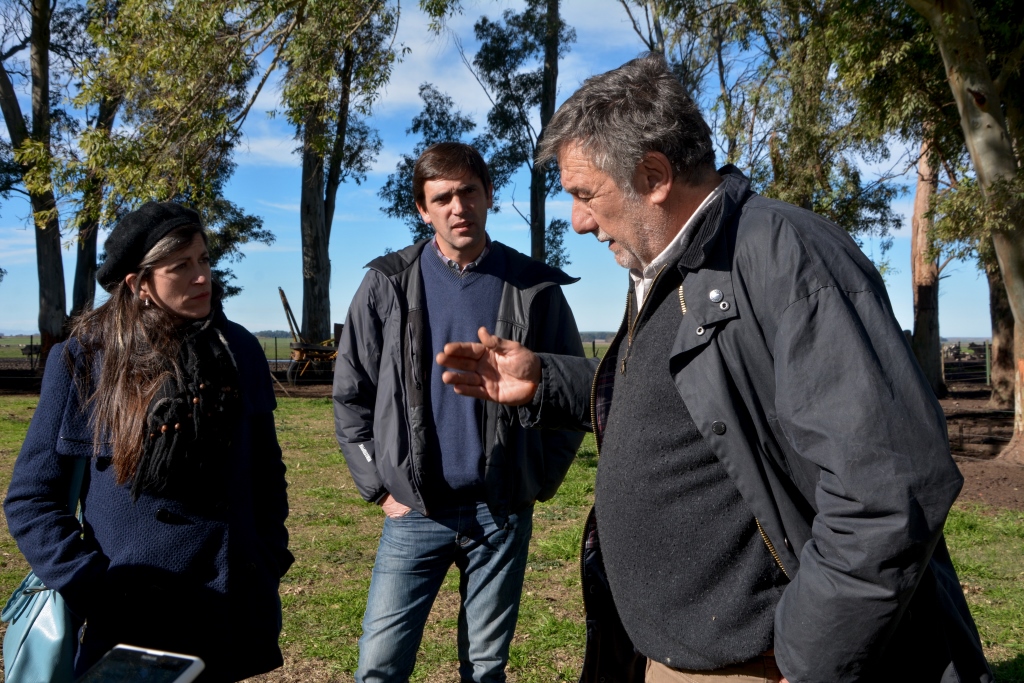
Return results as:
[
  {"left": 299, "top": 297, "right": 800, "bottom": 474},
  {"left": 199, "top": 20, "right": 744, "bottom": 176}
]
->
[{"left": 993, "top": 653, "right": 1024, "bottom": 683}]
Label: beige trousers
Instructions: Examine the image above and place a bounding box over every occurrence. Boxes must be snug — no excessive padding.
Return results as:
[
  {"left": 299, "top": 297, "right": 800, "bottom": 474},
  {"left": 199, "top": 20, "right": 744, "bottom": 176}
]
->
[{"left": 645, "top": 654, "right": 784, "bottom": 683}]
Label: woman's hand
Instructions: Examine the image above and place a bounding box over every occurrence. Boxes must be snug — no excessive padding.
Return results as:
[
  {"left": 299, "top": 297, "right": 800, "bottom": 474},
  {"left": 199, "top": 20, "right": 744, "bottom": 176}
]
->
[{"left": 436, "top": 327, "right": 541, "bottom": 406}]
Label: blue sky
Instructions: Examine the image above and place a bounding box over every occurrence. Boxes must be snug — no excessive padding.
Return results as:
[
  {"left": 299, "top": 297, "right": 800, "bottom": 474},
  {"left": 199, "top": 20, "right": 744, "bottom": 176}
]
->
[{"left": 0, "top": 0, "right": 991, "bottom": 337}]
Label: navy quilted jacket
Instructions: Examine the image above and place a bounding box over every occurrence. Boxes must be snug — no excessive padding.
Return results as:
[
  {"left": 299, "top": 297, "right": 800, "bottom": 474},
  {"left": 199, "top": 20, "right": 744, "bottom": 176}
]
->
[{"left": 4, "top": 320, "right": 293, "bottom": 682}]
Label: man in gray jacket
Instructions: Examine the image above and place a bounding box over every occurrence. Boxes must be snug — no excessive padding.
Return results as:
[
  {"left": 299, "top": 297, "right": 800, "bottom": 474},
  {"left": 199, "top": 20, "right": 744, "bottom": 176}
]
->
[
  {"left": 437, "top": 56, "right": 991, "bottom": 683},
  {"left": 333, "top": 142, "right": 585, "bottom": 683}
]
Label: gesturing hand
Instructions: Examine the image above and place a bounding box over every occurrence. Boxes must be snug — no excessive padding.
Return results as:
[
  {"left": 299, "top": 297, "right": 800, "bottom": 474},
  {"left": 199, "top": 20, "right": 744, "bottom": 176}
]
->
[{"left": 436, "top": 327, "right": 541, "bottom": 406}]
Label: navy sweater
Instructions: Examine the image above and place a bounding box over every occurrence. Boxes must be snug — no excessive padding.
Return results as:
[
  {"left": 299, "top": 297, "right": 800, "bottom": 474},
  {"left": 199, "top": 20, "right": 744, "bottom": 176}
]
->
[{"left": 421, "top": 245, "right": 506, "bottom": 502}]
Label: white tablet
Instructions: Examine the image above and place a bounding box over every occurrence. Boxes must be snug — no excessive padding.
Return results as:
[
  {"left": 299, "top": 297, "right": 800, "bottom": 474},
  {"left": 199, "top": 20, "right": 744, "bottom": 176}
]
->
[{"left": 76, "top": 644, "right": 205, "bottom": 683}]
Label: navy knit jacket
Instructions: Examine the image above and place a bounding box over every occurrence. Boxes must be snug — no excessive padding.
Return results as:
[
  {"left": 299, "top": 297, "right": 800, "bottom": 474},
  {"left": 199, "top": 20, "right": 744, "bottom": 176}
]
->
[{"left": 4, "top": 321, "right": 293, "bottom": 682}]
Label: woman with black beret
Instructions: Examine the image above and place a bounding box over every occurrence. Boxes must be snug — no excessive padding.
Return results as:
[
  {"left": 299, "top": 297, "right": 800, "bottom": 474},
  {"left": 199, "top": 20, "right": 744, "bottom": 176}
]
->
[{"left": 5, "top": 201, "right": 293, "bottom": 681}]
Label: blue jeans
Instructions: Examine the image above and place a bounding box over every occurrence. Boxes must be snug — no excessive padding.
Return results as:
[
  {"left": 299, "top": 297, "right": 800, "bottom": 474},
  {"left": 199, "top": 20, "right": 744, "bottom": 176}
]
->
[{"left": 355, "top": 501, "right": 533, "bottom": 683}]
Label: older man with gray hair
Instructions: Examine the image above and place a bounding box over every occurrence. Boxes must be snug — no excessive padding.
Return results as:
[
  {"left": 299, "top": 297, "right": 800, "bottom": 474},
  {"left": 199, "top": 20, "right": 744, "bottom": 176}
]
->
[{"left": 437, "top": 54, "right": 991, "bottom": 683}]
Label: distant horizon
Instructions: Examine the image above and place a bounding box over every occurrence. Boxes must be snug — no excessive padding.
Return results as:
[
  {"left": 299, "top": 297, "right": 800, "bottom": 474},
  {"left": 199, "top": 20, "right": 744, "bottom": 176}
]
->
[{"left": 0, "top": 329, "right": 998, "bottom": 343}]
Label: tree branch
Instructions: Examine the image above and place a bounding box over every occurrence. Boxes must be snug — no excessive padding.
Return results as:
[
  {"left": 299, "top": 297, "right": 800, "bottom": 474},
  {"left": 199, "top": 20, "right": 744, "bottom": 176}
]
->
[
  {"left": 451, "top": 31, "right": 497, "bottom": 109},
  {"left": 993, "top": 37, "right": 1024, "bottom": 96},
  {"left": 0, "top": 61, "right": 29, "bottom": 151},
  {"left": 1, "top": 33, "right": 31, "bottom": 62},
  {"left": 618, "top": 0, "right": 655, "bottom": 51},
  {"left": 509, "top": 189, "right": 531, "bottom": 226},
  {"left": 227, "top": 14, "right": 300, "bottom": 130}
]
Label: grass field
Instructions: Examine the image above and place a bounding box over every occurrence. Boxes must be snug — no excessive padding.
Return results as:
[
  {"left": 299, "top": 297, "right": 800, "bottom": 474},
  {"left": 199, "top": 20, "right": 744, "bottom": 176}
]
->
[
  {"left": 0, "top": 396, "right": 1021, "bottom": 682},
  {"left": 0, "top": 336, "right": 39, "bottom": 360}
]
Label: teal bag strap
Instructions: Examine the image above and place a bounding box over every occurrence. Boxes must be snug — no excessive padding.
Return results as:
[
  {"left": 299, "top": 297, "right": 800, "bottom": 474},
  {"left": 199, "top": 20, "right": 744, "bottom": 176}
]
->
[{"left": 66, "top": 457, "right": 87, "bottom": 516}]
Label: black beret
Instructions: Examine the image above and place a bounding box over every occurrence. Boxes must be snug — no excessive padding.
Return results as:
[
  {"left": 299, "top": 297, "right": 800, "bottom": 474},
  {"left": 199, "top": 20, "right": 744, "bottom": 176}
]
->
[{"left": 97, "top": 201, "right": 203, "bottom": 292}]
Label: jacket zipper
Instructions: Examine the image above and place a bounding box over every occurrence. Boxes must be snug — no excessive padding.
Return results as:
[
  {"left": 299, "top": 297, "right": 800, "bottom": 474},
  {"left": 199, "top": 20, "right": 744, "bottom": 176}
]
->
[
  {"left": 621, "top": 266, "right": 667, "bottom": 374},
  {"left": 755, "top": 518, "right": 790, "bottom": 579}
]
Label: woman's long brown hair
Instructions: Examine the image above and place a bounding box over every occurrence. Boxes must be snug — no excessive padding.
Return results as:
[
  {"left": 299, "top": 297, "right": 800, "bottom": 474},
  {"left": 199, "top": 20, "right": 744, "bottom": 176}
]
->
[{"left": 69, "top": 224, "right": 214, "bottom": 485}]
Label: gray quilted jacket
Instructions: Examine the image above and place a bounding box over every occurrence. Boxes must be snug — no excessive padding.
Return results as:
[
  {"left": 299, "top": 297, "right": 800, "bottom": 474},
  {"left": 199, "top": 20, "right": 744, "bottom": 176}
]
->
[{"left": 333, "top": 239, "right": 586, "bottom": 517}]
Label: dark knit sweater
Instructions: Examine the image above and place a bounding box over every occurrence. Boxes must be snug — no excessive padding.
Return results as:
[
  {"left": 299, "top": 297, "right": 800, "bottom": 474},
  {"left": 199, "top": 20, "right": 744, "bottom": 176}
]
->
[
  {"left": 421, "top": 245, "right": 506, "bottom": 502},
  {"left": 595, "top": 266, "right": 785, "bottom": 670}
]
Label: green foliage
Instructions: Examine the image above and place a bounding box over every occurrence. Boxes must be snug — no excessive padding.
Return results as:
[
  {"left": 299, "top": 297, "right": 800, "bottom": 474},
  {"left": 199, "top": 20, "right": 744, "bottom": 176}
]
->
[
  {"left": 834, "top": 0, "right": 1024, "bottom": 270},
  {"left": 626, "top": 0, "right": 905, "bottom": 248},
  {"left": 472, "top": 0, "right": 575, "bottom": 268},
  {"left": 546, "top": 218, "right": 570, "bottom": 269},
  {"left": 79, "top": 0, "right": 265, "bottom": 215},
  {"left": 0, "top": 138, "right": 18, "bottom": 208}
]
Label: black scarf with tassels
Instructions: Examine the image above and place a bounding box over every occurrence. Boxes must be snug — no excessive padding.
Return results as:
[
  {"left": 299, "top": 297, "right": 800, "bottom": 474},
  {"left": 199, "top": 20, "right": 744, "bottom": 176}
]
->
[{"left": 133, "top": 310, "right": 241, "bottom": 500}]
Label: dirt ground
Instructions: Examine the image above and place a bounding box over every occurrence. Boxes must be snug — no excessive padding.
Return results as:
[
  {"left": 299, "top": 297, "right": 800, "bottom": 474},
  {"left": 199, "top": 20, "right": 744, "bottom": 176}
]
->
[{"left": 940, "top": 383, "right": 1024, "bottom": 511}]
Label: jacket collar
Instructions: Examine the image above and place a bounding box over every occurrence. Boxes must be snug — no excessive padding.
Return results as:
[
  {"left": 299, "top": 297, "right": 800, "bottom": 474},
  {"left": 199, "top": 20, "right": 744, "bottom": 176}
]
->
[
  {"left": 677, "top": 165, "right": 752, "bottom": 271},
  {"left": 366, "top": 238, "right": 580, "bottom": 291},
  {"left": 364, "top": 238, "right": 430, "bottom": 276}
]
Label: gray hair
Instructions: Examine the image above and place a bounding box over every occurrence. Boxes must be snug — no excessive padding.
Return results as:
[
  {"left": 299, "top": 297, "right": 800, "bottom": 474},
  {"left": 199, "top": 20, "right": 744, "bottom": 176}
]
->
[{"left": 537, "top": 53, "right": 715, "bottom": 192}]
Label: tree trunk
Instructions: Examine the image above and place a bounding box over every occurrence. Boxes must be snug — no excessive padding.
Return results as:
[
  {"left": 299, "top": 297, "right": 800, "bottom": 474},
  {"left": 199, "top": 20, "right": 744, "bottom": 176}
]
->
[
  {"left": 299, "top": 114, "right": 331, "bottom": 345},
  {"left": 986, "top": 261, "right": 1014, "bottom": 409},
  {"left": 29, "top": 0, "right": 66, "bottom": 364},
  {"left": 71, "top": 217, "right": 98, "bottom": 319},
  {"left": 531, "top": 0, "right": 560, "bottom": 263},
  {"left": 907, "top": 0, "right": 1024, "bottom": 463},
  {"left": 324, "top": 46, "right": 354, "bottom": 239},
  {"left": 71, "top": 95, "right": 120, "bottom": 318},
  {"left": 0, "top": 4, "right": 65, "bottom": 365},
  {"left": 909, "top": 141, "right": 944, "bottom": 396}
]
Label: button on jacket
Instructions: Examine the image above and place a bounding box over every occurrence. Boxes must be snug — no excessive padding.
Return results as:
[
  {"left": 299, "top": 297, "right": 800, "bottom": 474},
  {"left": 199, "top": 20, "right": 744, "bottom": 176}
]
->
[{"left": 526, "top": 167, "right": 991, "bottom": 683}]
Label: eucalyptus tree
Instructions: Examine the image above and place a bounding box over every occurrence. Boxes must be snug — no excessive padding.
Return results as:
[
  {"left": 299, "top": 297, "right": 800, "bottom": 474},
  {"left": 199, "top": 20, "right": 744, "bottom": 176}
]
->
[
  {"left": 619, "top": 0, "right": 902, "bottom": 254},
  {"left": 282, "top": 3, "right": 392, "bottom": 344},
  {"left": 828, "top": 0, "right": 966, "bottom": 397},
  {"left": 0, "top": 0, "right": 83, "bottom": 359},
  {"left": 1, "top": 0, "right": 274, "bottom": 364},
  {"left": 86, "top": 0, "right": 458, "bottom": 344},
  {"left": 461, "top": 0, "right": 575, "bottom": 267},
  {"left": 379, "top": 83, "right": 490, "bottom": 243},
  {"left": 905, "top": 0, "right": 1024, "bottom": 461}
]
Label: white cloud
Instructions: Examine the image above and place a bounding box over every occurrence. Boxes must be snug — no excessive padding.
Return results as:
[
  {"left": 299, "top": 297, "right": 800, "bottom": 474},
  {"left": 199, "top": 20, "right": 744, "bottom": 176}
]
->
[
  {"left": 257, "top": 200, "right": 301, "bottom": 213},
  {"left": 369, "top": 148, "right": 409, "bottom": 175},
  {"left": 236, "top": 133, "right": 298, "bottom": 167},
  {"left": 0, "top": 228, "right": 37, "bottom": 266},
  {"left": 241, "top": 242, "right": 300, "bottom": 253}
]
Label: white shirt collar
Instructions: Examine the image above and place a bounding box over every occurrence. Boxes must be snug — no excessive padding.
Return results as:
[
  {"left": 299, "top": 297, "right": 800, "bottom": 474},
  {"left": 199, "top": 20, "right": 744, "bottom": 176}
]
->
[{"left": 630, "top": 185, "right": 723, "bottom": 309}]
